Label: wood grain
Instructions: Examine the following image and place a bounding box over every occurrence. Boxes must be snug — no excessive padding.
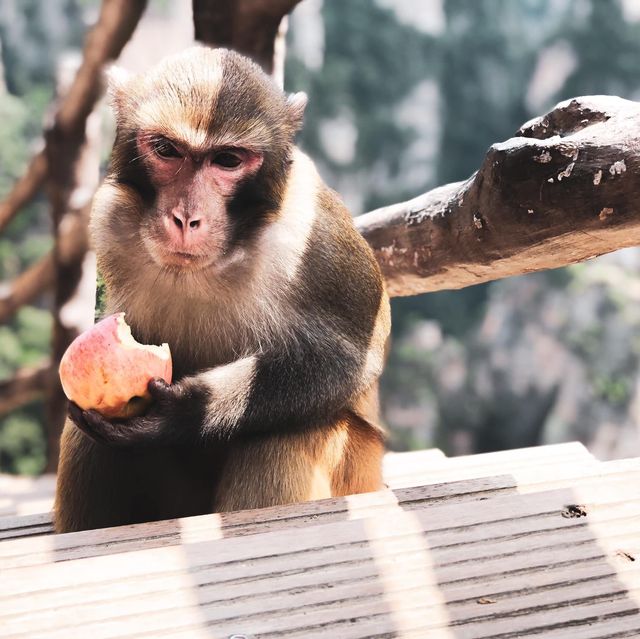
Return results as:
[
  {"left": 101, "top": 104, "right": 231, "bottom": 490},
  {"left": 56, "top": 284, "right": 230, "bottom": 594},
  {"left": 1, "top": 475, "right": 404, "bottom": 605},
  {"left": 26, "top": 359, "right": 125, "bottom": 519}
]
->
[
  {"left": 0, "top": 442, "right": 592, "bottom": 544},
  {"left": 1, "top": 467, "right": 639, "bottom": 638}
]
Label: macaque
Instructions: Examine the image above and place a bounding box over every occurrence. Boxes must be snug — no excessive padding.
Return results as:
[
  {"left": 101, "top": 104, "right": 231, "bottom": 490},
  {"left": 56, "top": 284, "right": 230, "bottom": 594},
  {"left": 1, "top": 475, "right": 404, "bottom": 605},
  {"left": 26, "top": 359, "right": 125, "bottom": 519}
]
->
[{"left": 54, "top": 47, "right": 390, "bottom": 533}]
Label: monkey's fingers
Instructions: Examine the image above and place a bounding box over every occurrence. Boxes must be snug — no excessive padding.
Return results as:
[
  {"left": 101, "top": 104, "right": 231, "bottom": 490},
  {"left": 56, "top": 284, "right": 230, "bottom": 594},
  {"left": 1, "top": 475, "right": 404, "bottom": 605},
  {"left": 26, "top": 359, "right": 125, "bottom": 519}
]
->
[
  {"left": 71, "top": 407, "right": 134, "bottom": 447},
  {"left": 68, "top": 402, "right": 86, "bottom": 428},
  {"left": 148, "top": 378, "right": 176, "bottom": 402}
]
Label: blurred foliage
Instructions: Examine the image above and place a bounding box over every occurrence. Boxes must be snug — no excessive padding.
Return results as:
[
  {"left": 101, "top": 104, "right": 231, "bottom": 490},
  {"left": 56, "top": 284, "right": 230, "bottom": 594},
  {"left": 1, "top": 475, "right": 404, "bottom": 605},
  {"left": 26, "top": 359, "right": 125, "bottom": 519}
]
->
[
  {"left": 0, "top": 0, "right": 85, "bottom": 95},
  {"left": 0, "top": 411, "right": 47, "bottom": 474},
  {"left": 438, "top": 0, "right": 531, "bottom": 184},
  {"left": 0, "top": 307, "right": 52, "bottom": 378},
  {"left": 95, "top": 272, "right": 106, "bottom": 320},
  {"left": 561, "top": 0, "right": 640, "bottom": 97},
  {"left": 0, "top": 301, "right": 50, "bottom": 474},
  {"left": 287, "top": 0, "right": 640, "bottom": 457},
  {"left": 0, "top": 0, "right": 89, "bottom": 474},
  {"left": 0, "top": 94, "right": 51, "bottom": 474},
  {"left": 287, "top": 0, "right": 438, "bottom": 212}
]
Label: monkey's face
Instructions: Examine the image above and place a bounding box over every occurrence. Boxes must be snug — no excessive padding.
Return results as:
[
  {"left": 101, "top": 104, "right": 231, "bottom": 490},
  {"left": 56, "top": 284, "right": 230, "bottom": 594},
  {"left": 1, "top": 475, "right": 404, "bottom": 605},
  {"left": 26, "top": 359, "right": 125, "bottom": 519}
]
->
[
  {"left": 105, "top": 47, "right": 306, "bottom": 276},
  {"left": 137, "top": 132, "right": 265, "bottom": 271}
]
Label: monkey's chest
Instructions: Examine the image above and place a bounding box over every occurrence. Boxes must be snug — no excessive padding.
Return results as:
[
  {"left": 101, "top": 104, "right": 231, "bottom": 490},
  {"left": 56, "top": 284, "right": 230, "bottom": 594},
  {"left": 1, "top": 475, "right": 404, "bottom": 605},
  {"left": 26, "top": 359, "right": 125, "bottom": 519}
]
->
[
  {"left": 121, "top": 287, "right": 271, "bottom": 378},
  {"left": 170, "top": 342, "right": 238, "bottom": 379},
  {"left": 141, "top": 320, "right": 256, "bottom": 379}
]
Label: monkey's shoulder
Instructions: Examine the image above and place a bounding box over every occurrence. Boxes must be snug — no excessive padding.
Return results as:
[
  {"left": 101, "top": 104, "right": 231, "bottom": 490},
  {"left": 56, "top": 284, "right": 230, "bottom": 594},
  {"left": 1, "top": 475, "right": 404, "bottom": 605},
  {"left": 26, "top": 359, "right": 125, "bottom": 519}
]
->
[{"left": 308, "top": 183, "right": 385, "bottom": 302}]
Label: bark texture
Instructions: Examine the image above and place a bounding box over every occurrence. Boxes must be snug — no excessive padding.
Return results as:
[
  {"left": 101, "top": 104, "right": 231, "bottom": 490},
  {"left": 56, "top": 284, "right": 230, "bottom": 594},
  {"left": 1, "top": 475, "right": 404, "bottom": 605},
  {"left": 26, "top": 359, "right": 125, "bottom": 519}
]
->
[
  {"left": 192, "top": 0, "right": 301, "bottom": 79},
  {"left": 356, "top": 96, "right": 640, "bottom": 297}
]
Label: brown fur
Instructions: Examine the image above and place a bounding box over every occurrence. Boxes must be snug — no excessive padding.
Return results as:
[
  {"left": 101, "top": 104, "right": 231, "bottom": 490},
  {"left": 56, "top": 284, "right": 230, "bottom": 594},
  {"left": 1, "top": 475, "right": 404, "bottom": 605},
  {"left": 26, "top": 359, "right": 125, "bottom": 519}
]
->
[
  {"left": 214, "top": 411, "right": 385, "bottom": 512},
  {"left": 54, "top": 48, "right": 389, "bottom": 534},
  {"left": 55, "top": 408, "right": 385, "bottom": 532}
]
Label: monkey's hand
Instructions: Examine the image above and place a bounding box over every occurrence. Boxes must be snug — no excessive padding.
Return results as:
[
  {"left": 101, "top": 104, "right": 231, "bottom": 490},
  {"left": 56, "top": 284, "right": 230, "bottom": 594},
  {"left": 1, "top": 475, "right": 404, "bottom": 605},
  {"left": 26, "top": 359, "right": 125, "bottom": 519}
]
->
[{"left": 68, "top": 379, "right": 204, "bottom": 447}]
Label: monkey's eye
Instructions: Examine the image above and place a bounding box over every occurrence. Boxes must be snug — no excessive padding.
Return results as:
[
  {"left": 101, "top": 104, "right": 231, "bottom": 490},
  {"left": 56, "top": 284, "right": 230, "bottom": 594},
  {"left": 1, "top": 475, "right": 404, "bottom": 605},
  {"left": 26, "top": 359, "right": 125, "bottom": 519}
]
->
[
  {"left": 152, "top": 138, "right": 181, "bottom": 159},
  {"left": 212, "top": 151, "right": 243, "bottom": 169}
]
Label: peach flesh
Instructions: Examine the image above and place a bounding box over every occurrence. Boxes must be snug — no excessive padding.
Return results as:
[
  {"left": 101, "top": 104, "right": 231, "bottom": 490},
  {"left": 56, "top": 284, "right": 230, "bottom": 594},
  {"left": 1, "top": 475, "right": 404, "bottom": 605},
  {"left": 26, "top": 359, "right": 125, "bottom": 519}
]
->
[{"left": 59, "top": 313, "right": 172, "bottom": 418}]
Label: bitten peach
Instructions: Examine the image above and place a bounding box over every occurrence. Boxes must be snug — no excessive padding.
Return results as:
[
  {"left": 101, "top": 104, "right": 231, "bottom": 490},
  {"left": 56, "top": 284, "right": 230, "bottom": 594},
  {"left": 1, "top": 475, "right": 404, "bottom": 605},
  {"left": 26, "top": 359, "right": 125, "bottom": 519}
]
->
[{"left": 59, "top": 313, "right": 172, "bottom": 418}]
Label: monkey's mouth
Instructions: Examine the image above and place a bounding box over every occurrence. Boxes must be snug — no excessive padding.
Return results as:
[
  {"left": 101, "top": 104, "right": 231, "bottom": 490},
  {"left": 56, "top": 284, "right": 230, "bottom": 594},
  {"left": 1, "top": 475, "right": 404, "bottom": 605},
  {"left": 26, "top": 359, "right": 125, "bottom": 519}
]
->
[
  {"left": 143, "top": 233, "right": 244, "bottom": 275},
  {"left": 159, "top": 250, "right": 211, "bottom": 270}
]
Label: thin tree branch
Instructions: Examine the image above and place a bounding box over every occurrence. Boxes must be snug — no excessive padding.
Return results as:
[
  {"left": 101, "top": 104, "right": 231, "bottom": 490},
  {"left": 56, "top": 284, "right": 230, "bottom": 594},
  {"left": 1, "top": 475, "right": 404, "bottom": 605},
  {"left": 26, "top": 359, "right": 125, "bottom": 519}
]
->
[
  {"left": 0, "top": 151, "right": 48, "bottom": 235},
  {"left": 0, "top": 200, "right": 91, "bottom": 325},
  {"left": 0, "top": 364, "right": 51, "bottom": 416},
  {"left": 0, "top": 0, "right": 147, "bottom": 234},
  {"left": 41, "top": 0, "right": 147, "bottom": 472},
  {"left": 0, "top": 254, "right": 55, "bottom": 324},
  {"left": 55, "top": 0, "right": 148, "bottom": 135}
]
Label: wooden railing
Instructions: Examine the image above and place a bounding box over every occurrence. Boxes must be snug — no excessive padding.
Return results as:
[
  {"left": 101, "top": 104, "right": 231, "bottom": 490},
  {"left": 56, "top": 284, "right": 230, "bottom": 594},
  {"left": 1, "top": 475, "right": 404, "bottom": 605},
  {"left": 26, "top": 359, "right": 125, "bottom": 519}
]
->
[{"left": 4, "top": 443, "right": 640, "bottom": 637}]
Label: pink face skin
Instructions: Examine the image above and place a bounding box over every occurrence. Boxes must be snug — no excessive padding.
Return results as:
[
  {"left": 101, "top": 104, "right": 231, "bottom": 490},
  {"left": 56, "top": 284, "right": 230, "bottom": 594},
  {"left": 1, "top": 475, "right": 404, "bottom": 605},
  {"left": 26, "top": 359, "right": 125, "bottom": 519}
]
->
[{"left": 137, "top": 132, "right": 264, "bottom": 270}]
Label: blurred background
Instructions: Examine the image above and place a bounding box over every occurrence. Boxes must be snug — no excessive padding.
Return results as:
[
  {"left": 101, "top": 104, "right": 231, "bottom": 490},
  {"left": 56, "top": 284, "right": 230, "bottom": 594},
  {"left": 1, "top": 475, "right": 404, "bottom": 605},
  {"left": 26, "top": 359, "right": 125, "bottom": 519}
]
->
[{"left": 2, "top": 0, "right": 640, "bottom": 475}]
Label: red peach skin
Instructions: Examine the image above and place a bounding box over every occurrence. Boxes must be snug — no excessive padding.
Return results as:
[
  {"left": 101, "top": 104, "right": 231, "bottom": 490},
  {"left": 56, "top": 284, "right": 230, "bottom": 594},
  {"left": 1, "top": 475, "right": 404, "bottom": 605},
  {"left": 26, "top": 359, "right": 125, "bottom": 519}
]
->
[{"left": 59, "top": 313, "right": 172, "bottom": 418}]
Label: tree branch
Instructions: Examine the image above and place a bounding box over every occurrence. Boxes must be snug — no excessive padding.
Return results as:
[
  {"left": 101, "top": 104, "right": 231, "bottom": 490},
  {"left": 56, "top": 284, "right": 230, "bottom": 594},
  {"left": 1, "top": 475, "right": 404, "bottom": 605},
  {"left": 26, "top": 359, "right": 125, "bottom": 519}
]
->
[
  {"left": 0, "top": 200, "right": 91, "bottom": 325},
  {"left": 0, "top": 0, "right": 147, "bottom": 234},
  {"left": 192, "top": 0, "right": 302, "bottom": 77},
  {"left": 0, "top": 151, "right": 48, "bottom": 235},
  {"left": 55, "top": 0, "right": 148, "bottom": 135},
  {"left": 0, "top": 364, "right": 50, "bottom": 416},
  {"left": 356, "top": 96, "right": 640, "bottom": 297},
  {"left": 41, "top": 0, "right": 147, "bottom": 472},
  {"left": 0, "top": 254, "right": 55, "bottom": 324}
]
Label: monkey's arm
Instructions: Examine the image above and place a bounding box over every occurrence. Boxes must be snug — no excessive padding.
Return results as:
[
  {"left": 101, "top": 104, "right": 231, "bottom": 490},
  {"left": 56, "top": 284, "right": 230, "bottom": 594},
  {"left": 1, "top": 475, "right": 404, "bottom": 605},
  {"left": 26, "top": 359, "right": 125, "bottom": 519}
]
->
[{"left": 70, "top": 322, "right": 382, "bottom": 447}]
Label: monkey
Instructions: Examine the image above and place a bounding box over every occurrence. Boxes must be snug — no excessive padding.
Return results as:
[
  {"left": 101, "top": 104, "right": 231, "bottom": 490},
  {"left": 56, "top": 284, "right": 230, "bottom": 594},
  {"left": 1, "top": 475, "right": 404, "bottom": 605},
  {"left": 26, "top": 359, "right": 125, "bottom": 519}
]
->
[{"left": 54, "top": 47, "right": 390, "bottom": 534}]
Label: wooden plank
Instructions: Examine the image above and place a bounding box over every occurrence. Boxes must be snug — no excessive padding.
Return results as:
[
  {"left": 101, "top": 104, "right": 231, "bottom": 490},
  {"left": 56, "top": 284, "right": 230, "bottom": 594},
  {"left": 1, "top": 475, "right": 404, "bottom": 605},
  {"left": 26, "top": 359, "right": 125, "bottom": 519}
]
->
[
  {"left": 399, "top": 441, "right": 591, "bottom": 468},
  {"left": 4, "top": 508, "right": 639, "bottom": 616},
  {"left": 0, "top": 449, "right": 616, "bottom": 564},
  {"left": 1, "top": 456, "right": 634, "bottom": 570},
  {"left": 384, "top": 441, "right": 591, "bottom": 475},
  {"left": 2, "top": 543, "right": 639, "bottom": 637},
  {"left": 0, "top": 512, "right": 52, "bottom": 541},
  {"left": 1, "top": 473, "right": 639, "bottom": 638},
  {"left": 7, "top": 566, "right": 640, "bottom": 639},
  {"left": 0, "top": 442, "right": 595, "bottom": 541},
  {"left": 386, "top": 441, "right": 595, "bottom": 488},
  {"left": 382, "top": 447, "right": 447, "bottom": 477},
  {"left": 3, "top": 519, "right": 639, "bottom": 630}
]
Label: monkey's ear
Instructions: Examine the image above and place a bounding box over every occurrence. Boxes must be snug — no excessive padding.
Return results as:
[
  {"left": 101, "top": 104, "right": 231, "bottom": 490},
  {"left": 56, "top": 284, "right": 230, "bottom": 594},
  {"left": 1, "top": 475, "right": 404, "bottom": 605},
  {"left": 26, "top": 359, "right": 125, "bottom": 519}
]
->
[
  {"left": 286, "top": 92, "right": 308, "bottom": 131},
  {"left": 104, "top": 65, "right": 133, "bottom": 112}
]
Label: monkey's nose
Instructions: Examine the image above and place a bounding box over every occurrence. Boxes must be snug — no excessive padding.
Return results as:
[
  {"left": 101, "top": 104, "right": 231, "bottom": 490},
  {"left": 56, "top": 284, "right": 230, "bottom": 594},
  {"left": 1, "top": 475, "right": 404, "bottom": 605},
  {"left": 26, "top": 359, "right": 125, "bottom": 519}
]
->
[
  {"left": 164, "top": 211, "right": 207, "bottom": 248},
  {"left": 172, "top": 213, "right": 201, "bottom": 229}
]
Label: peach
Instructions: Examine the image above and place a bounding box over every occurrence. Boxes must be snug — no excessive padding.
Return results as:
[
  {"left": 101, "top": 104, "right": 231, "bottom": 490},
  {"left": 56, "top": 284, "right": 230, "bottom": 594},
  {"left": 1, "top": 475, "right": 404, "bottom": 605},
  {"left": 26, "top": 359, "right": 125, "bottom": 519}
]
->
[{"left": 59, "top": 313, "right": 172, "bottom": 418}]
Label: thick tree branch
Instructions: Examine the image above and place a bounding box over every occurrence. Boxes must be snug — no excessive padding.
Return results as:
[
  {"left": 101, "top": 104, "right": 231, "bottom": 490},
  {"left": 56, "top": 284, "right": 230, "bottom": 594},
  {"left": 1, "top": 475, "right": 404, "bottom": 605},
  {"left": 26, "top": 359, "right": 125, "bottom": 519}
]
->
[
  {"left": 192, "top": 0, "right": 302, "bottom": 78},
  {"left": 41, "top": 0, "right": 146, "bottom": 472},
  {"left": 357, "top": 96, "right": 640, "bottom": 297}
]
